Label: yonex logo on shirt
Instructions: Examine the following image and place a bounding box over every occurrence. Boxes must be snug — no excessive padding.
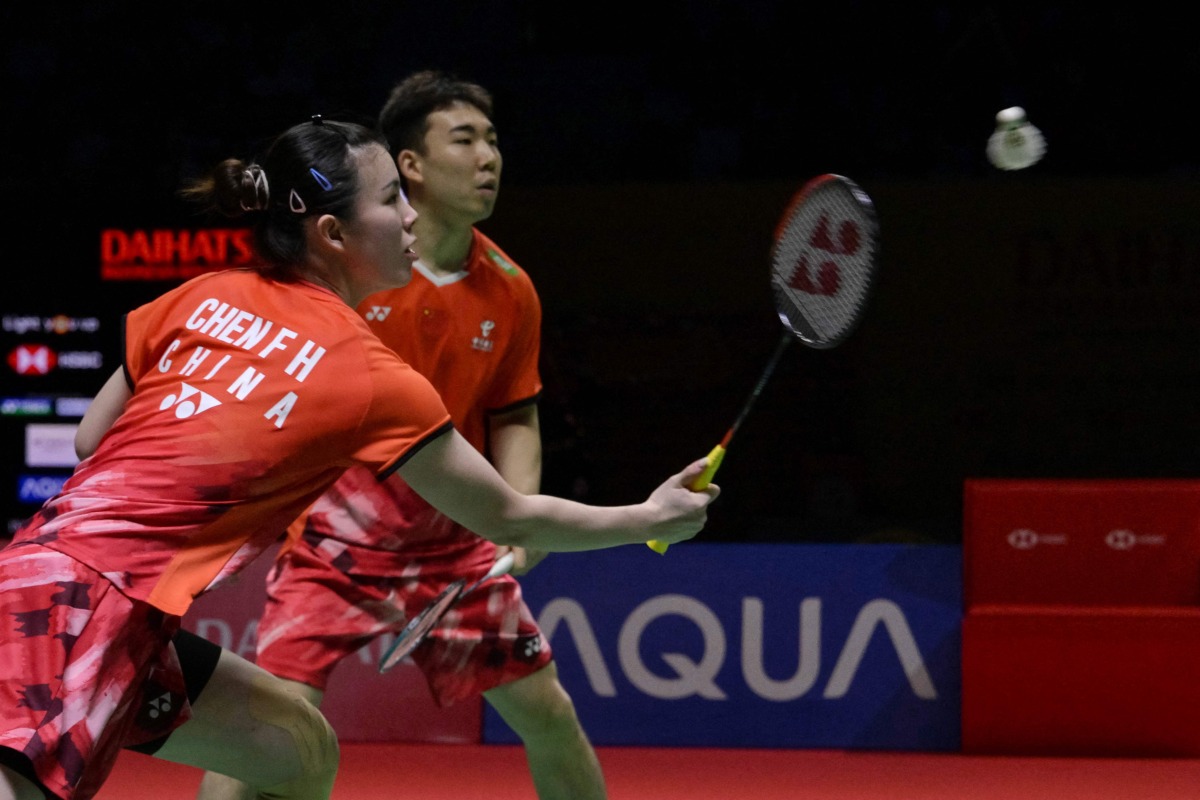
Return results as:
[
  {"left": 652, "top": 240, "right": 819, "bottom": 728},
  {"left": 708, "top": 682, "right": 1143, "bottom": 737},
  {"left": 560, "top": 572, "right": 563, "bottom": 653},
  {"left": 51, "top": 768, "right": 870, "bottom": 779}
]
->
[
  {"left": 365, "top": 306, "right": 392, "bottom": 321},
  {"left": 161, "top": 382, "right": 222, "bottom": 418}
]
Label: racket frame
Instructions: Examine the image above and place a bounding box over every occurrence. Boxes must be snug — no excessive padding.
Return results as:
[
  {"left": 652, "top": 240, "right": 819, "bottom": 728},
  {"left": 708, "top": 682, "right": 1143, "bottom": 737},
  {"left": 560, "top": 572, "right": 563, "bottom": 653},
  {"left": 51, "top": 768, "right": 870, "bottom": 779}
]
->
[
  {"left": 376, "top": 551, "right": 517, "bottom": 673},
  {"left": 649, "top": 173, "right": 880, "bottom": 554},
  {"left": 378, "top": 579, "right": 466, "bottom": 673},
  {"left": 770, "top": 173, "right": 881, "bottom": 350}
]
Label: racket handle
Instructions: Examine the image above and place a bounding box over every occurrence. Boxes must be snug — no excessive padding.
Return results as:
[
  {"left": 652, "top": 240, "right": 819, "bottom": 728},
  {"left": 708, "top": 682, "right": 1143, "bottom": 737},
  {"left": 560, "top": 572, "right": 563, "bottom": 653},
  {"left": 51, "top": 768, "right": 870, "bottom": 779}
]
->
[{"left": 647, "top": 443, "right": 727, "bottom": 555}]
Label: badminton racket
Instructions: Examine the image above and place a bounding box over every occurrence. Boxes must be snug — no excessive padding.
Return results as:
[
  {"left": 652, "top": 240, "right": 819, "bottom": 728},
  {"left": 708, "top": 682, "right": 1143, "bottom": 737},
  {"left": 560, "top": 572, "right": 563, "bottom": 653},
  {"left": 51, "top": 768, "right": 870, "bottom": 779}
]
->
[
  {"left": 648, "top": 174, "right": 881, "bottom": 554},
  {"left": 378, "top": 551, "right": 516, "bottom": 673}
]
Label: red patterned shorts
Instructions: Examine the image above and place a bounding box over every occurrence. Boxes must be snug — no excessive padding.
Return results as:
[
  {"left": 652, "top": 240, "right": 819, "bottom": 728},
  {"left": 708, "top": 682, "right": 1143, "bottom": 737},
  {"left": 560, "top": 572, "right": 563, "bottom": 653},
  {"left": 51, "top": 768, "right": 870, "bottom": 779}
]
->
[
  {"left": 255, "top": 541, "right": 552, "bottom": 706},
  {"left": 0, "top": 544, "right": 187, "bottom": 800}
]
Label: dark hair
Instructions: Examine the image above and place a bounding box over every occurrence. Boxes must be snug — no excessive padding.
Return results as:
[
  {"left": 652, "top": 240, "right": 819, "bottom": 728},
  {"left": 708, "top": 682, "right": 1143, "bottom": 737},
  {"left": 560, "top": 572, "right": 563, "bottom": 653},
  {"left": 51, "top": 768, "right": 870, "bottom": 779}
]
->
[
  {"left": 377, "top": 70, "right": 494, "bottom": 158},
  {"left": 181, "top": 116, "right": 389, "bottom": 278}
]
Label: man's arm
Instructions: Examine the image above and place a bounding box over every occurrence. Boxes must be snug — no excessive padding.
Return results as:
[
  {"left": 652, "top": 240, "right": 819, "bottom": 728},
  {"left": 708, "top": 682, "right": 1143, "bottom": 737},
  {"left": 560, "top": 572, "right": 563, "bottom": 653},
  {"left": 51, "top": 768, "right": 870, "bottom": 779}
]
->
[{"left": 488, "top": 403, "right": 547, "bottom": 573}]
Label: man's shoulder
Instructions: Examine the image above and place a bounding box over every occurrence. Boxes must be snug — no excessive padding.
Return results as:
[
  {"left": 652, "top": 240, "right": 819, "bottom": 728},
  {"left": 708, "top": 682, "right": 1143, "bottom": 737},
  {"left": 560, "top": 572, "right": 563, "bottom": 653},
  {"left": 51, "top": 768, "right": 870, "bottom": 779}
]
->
[{"left": 471, "top": 228, "right": 528, "bottom": 280}]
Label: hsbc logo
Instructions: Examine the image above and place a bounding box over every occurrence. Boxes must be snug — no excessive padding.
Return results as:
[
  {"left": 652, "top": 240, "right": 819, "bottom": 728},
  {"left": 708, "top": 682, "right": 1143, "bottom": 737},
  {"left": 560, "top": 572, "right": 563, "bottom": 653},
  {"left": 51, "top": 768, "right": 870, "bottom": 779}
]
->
[
  {"left": 1105, "top": 529, "right": 1166, "bottom": 550},
  {"left": 7, "top": 346, "right": 104, "bottom": 375},
  {"left": 1006, "top": 528, "right": 1068, "bottom": 549},
  {"left": 364, "top": 306, "right": 392, "bottom": 321},
  {"left": 8, "top": 344, "right": 55, "bottom": 375}
]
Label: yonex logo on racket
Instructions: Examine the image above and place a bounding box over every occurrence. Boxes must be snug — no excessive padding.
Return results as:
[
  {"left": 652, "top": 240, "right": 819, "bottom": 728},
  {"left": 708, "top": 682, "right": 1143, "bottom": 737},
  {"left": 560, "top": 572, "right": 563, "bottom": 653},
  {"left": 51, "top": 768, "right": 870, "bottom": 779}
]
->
[{"left": 785, "top": 212, "right": 862, "bottom": 296}]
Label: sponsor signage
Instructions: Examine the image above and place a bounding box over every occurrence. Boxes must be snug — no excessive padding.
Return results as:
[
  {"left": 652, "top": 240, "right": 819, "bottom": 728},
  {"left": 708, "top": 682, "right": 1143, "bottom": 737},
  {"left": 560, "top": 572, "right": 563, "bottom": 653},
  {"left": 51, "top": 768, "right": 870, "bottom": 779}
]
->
[
  {"left": 18, "top": 473, "right": 68, "bottom": 504},
  {"left": 6, "top": 345, "right": 103, "bottom": 376},
  {"left": 1, "top": 398, "right": 53, "bottom": 417},
  {"left": 8, "top": 344, "right": 55, "bottom": 376},
  {"left": 100, "top": 227, "right": 264, "bottom": 281},
  {"left": 55, "top": 397, "right": 92, "bottom": 418},
  {"left": 485, "top": 543, "right": 962, "bottom": 750},
  {"left": 24, "top": 423, "right": 79, "bottom": 468},
  {"left": 2, "top": 315, "right": 100, "bottom": 336}
]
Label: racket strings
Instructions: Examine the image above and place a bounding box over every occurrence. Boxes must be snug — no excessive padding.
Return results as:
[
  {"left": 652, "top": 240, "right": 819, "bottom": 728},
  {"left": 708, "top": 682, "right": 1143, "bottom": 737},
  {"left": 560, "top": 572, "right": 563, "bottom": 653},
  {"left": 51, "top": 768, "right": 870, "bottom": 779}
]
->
[{"left": 771, "top": 185, "right": 878, "bottom": 346}]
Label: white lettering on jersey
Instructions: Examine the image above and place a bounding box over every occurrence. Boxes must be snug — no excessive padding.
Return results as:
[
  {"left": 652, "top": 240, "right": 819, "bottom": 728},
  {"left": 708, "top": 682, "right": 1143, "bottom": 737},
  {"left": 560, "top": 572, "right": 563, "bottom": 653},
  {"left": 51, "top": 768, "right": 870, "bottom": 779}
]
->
[
  {"left": 197, "top": 303, "right": 239, "bottom": 336},
  {"left": 258, "top": 328, "right": 298, "bottom": 358},
  {"left": 184, "top": 299, "right": 288, "bottom": 358},
  {"left": 179, "top": 346, "right": 212, "bottom": 377},
  {"left": 203, "top": 354, "right": 232, "bottom": 380},
  {"left": 227, "top": 367, "right": 267, "bottom": 400},
  {"left": 158, "top": 339, "right": 181, "bottom": 372},
  {"left": 285, "top": 341, "right": 326, "bottom": 382},
  {"left": 214, "top": 310, "right": 256, "bottom": 344},
  {"left": 264, "top": 392, "right": 298, "bottom": 429},
  {"left": 232, "top": 316, "right": 273, "bottom": 349},
  {"left": 185, "top": 299, "right": 221, "bottom": 331}
]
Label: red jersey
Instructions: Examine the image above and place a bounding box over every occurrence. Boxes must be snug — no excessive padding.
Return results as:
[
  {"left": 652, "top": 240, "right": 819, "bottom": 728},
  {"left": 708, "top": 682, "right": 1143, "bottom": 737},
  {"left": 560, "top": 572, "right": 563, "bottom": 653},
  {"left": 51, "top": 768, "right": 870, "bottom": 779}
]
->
[
  {"left": 300, "top": 229, "right": 542, "bottom": 567},
  {"left": 12, "top": 269, "right": 452, "bottom": 615}
]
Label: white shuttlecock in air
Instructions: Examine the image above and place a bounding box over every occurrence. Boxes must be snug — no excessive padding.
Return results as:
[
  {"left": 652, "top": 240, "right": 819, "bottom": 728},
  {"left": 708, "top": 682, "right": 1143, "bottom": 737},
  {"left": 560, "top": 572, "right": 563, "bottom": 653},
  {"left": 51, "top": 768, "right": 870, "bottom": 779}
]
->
[{"left": 986, "top": 106, "right": 1046, "bottom": 170}]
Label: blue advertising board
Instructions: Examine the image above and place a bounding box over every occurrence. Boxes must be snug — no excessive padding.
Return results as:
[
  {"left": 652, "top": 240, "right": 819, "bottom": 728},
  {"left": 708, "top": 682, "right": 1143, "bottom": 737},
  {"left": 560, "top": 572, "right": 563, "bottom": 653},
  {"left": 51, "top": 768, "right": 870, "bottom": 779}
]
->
[{"left": 484, "top": 543, "right": 961, "bottom": 750}]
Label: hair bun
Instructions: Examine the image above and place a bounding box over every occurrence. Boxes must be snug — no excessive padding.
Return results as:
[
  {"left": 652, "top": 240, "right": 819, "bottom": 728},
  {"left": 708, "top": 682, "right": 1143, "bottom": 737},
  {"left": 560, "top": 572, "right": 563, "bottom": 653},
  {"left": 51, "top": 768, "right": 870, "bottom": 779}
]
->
[{"left": 239, "top": 165, "right": 270, "bottom": 212}]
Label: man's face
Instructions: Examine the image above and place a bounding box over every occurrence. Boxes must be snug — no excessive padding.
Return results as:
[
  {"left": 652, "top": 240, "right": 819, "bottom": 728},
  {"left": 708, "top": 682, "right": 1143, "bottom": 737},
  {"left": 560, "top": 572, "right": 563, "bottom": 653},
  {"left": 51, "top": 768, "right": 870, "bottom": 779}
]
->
[{"left": 405, "top": 101, "right": 501, "bottom": 225}]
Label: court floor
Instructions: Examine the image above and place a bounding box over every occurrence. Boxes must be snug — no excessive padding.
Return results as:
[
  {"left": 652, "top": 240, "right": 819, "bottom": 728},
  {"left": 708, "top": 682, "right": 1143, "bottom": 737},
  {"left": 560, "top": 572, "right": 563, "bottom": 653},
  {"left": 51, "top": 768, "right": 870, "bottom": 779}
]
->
[{"left": 96, "top": 742, "right": 1200, "bottom": 799}]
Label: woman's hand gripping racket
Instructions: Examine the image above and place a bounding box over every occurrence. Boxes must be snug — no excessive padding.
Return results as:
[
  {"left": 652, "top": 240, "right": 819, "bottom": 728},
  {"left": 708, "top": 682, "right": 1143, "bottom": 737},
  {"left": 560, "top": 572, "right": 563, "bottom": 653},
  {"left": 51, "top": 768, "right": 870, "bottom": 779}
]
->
[
  {"left": 648, "top": 174, "right": 881, "bottom": 554},
  {"left": 378, "top": 551, "right": 516, "bottom": 673}
]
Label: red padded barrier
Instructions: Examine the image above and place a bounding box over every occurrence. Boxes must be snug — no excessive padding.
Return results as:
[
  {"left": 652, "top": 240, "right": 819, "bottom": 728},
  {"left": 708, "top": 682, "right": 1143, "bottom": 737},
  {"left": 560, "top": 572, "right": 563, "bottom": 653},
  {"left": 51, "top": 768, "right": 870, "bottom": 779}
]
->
[
  {"left": 962, "top": 479, "right": 1200, "bottom": 756},
  {"left": 962, "top": 606, "right": 1200, "bottom": 756},
  {"left": 963, "top": 479, "right": 1200, "bottom": 607}
]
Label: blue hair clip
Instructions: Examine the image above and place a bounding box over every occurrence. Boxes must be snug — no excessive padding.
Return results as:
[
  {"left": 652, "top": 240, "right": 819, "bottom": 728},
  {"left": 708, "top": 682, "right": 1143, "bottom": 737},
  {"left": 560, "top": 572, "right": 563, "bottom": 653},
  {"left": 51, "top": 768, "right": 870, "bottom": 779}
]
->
[{"left": 309, "top": 168, "right": 333, "bottom": 191}]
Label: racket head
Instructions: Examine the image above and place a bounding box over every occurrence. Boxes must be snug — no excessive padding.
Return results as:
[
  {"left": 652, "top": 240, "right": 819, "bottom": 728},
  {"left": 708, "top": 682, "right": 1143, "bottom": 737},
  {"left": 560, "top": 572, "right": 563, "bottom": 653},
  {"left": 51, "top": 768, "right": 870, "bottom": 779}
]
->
[
  {"left": 769, "top": 174, "right": 881, "bottom": 349},
  {"left": 377, "top": 579, "right": 465, "bottom": 673}
]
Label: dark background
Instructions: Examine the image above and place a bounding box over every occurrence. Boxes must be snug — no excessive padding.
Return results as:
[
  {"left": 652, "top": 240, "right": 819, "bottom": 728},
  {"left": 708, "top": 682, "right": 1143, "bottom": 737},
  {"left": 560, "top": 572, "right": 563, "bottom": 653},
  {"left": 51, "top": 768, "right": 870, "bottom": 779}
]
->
[{"left": 5, "top": 4, "right": 1199, "bottom": 543}]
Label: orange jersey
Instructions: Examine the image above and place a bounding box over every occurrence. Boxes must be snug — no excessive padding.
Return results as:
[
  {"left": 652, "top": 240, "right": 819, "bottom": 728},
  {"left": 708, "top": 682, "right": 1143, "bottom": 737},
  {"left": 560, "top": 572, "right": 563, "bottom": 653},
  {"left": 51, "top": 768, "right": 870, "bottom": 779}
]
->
[
  {"left": 360, "top": 228, "right": 542, "bottom": 448},
  {"left": 300, "top": 229, "right": 542, "bottom": 564},
  {"left": 12, "top": 269, "right": 452, "bottom": 615}
]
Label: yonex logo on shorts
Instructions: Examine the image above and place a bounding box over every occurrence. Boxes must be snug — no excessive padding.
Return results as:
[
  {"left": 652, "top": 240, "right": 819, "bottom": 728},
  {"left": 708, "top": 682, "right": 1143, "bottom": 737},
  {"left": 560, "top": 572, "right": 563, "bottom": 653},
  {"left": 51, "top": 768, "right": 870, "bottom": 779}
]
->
[
  {"left": 365, "top": 306, "right": 392, "bottom": 321},
  {"left": 147, "top": 692, "right": 174, "bottom": 719},
  {"left": 161, "top": 382, "right": 222, "bottom": 418}
]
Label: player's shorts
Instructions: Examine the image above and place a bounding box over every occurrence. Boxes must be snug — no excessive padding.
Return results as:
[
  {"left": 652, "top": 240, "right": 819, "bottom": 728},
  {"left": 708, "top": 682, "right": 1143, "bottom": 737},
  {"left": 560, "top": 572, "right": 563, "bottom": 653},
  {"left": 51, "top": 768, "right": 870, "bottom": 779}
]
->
[
  {"left": 255, "top": 540, "right": 552, "bottom": 707},
  {"left": 0, "top": 544, "right": 190, "bottom": 800}
]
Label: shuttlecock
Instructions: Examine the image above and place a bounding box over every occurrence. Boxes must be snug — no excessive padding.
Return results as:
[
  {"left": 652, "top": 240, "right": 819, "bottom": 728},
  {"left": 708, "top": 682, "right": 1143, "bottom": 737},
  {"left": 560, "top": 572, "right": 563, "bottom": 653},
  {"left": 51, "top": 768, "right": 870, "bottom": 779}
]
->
[{"left": 986, "top": 106, "right": 1046, "bottom": 170}]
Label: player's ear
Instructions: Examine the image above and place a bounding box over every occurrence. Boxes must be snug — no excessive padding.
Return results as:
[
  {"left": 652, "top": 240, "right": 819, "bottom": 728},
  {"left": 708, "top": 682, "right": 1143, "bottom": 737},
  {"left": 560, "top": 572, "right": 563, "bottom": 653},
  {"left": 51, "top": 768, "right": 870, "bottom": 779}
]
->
[
  {"left": 396, "top": 149, "right": 423, "bottom": 185},
  {"left": 312, "top": 213, "right": 345, "bottom": 253}
]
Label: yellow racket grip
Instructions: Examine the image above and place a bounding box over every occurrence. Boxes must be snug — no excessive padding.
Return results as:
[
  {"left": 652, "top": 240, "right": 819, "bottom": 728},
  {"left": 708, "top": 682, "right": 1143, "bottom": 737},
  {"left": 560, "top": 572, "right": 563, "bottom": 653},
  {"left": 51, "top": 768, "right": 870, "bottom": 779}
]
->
[{"left": 647, "top": 443, "right": 726, "bottom": 554}]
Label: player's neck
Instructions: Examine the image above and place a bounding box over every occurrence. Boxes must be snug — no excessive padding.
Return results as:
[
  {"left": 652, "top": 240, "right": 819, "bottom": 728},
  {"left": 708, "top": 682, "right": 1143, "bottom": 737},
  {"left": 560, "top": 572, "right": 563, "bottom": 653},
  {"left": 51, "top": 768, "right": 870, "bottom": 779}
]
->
[{"left": 412, "top": 213, "right": 475, "bottom": 277}]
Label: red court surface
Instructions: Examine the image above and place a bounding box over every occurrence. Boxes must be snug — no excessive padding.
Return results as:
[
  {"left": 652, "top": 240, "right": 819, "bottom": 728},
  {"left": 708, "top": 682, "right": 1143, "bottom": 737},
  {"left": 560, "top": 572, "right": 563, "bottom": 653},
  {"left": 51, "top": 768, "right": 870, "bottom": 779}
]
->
[{"left": 96, "top": 743, "right": 1200, "bottom": 799}]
